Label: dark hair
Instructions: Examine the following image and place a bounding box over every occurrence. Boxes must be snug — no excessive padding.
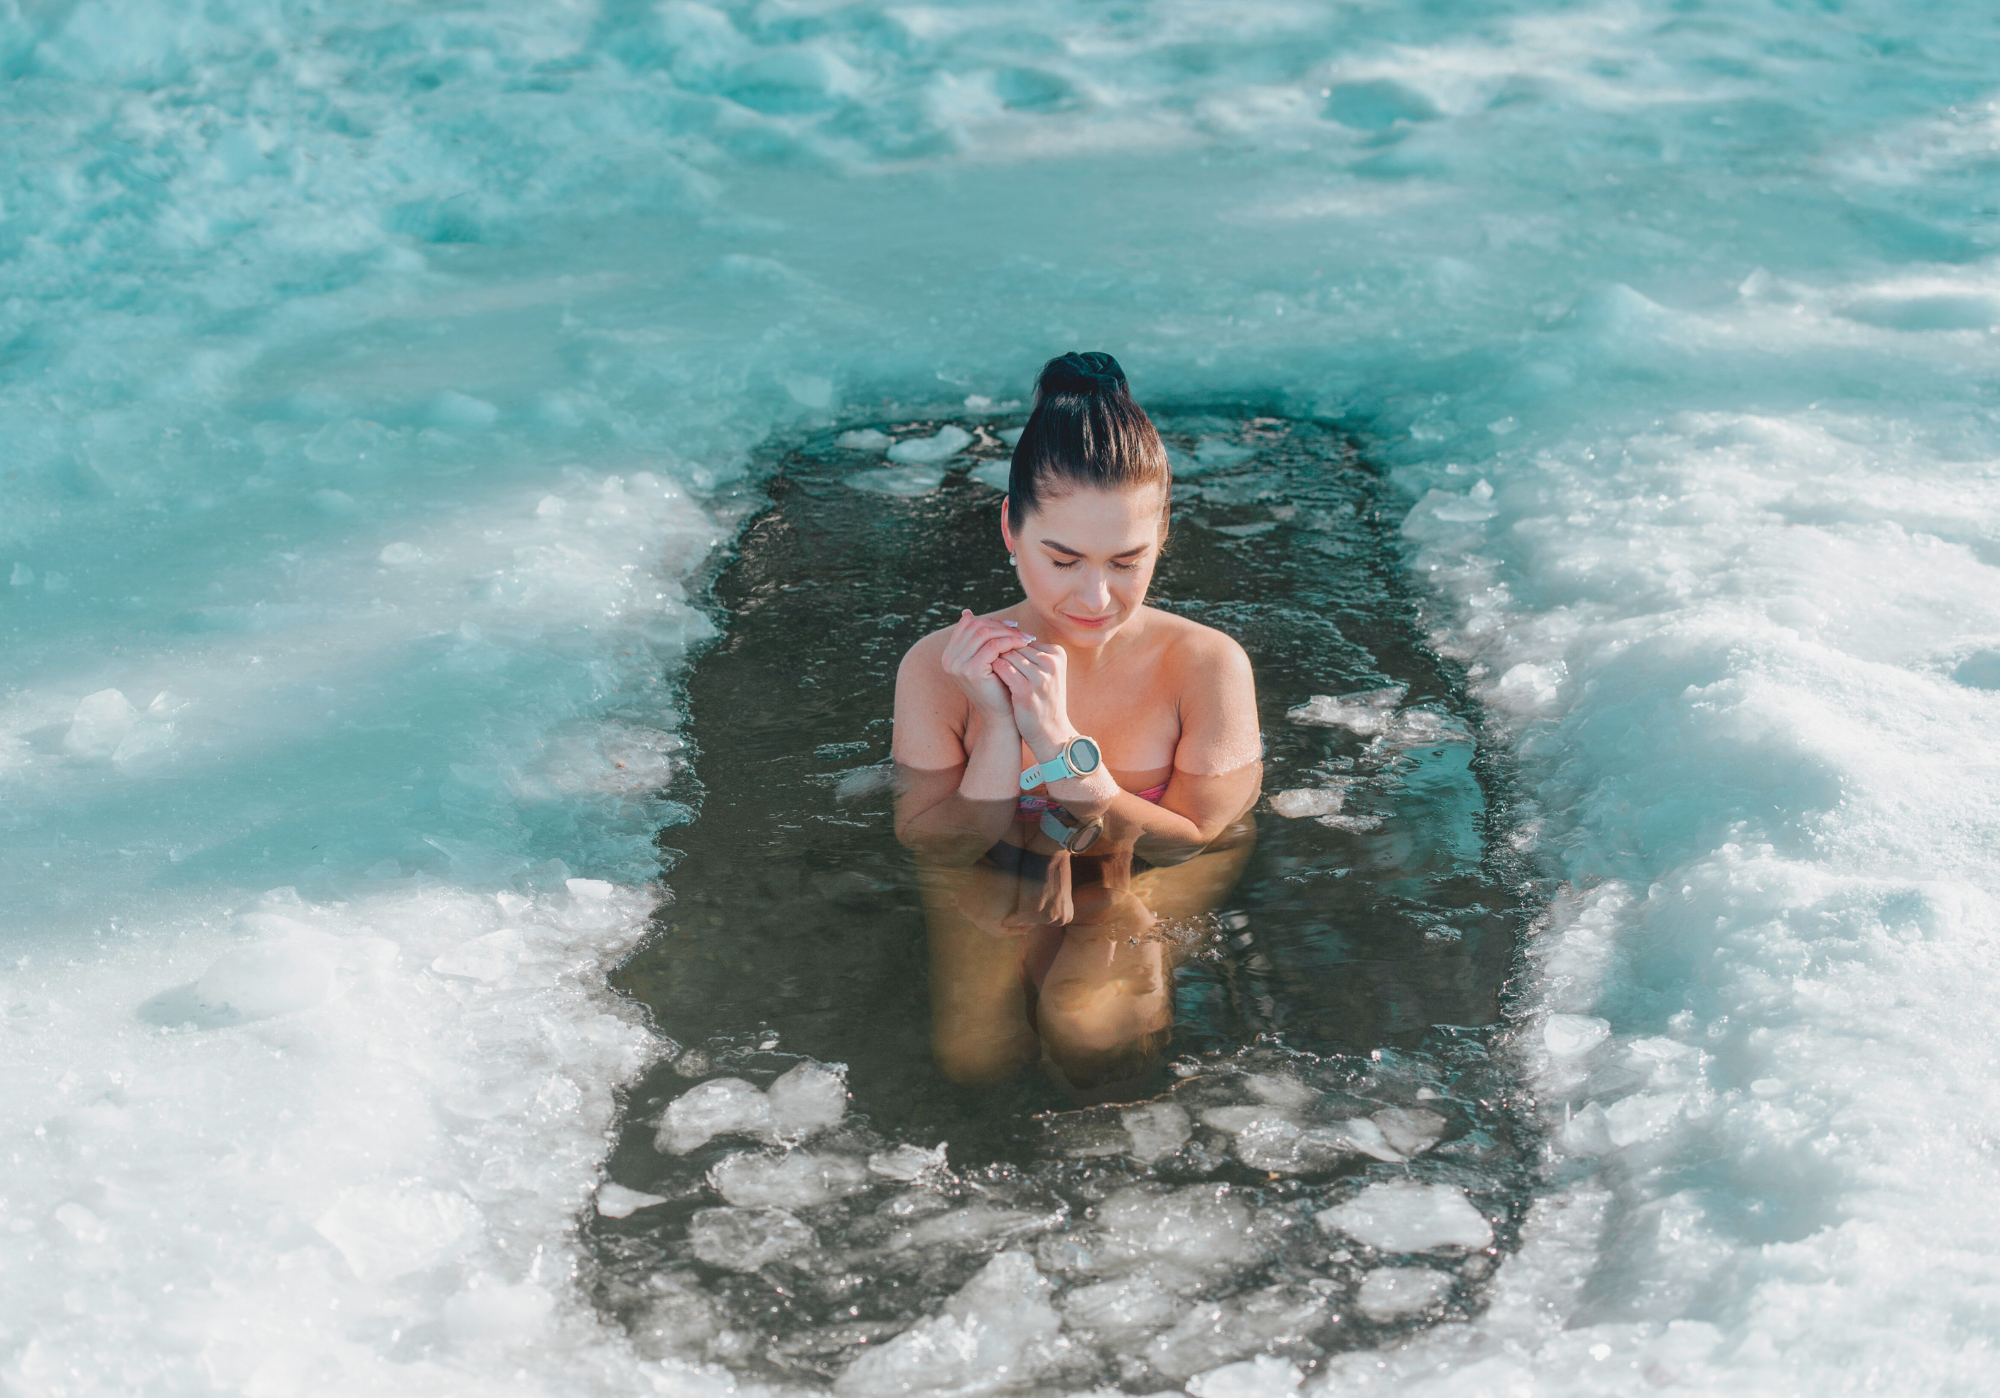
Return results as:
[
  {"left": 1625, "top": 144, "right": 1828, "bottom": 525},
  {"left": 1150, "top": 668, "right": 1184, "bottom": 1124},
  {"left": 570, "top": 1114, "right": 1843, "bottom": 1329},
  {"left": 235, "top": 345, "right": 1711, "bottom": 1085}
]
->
[{"left": 1007, "top": 351, "right": 1171, "bottom": 531}]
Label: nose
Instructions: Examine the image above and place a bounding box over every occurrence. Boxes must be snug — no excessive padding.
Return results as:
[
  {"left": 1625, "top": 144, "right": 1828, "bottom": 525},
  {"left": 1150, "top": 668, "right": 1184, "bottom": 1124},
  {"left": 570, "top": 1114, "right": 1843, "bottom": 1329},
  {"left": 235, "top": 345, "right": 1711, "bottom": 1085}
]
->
[{"left": 1077, "top": 569, "right": 1112, "bottom": 611}]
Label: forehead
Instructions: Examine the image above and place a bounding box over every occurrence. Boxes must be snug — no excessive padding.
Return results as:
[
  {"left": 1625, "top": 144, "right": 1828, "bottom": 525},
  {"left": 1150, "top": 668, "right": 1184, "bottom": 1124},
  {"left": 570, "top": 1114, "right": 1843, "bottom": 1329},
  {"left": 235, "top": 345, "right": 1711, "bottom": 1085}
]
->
[{"left": 1019, "top": 483, "right": 1167, "bottom": 544}]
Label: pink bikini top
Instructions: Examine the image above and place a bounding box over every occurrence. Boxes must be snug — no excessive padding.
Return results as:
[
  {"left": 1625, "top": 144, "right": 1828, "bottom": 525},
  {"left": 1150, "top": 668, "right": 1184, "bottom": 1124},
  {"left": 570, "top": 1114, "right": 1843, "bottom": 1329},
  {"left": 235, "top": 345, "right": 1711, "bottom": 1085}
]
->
[{"left": 1016, "top": 781, "right": 1168, "bottom": 820}]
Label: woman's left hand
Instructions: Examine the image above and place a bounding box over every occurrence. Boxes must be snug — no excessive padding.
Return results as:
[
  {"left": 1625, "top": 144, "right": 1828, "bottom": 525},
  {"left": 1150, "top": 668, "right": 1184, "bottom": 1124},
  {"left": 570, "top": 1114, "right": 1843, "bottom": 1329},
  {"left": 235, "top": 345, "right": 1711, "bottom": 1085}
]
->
[{"left": 996, "top": 640, "right": 1073, "bottom": 758}]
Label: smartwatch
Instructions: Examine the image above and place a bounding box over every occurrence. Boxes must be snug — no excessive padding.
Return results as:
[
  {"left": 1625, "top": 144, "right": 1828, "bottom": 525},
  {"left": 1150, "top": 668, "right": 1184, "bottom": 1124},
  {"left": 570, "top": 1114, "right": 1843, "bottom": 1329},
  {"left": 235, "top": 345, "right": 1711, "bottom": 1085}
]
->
[
  {"left": 1020, "top": 735, "right": 1103, "bottom": 791},
  {"left": 1039, "top": 808, "right": 1104, "bottom": 854}
]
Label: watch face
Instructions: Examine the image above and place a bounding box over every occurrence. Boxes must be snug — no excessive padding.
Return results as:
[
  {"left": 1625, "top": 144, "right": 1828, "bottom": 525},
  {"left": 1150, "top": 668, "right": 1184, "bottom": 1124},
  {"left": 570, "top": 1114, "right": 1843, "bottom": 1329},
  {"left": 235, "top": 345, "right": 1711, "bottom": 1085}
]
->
[
  {"left": 1068, "top": 820, "right": 1103, "bottom": 854},
  {"left": 1068, "top": 736, "right": 1102, "bottom": 774}
]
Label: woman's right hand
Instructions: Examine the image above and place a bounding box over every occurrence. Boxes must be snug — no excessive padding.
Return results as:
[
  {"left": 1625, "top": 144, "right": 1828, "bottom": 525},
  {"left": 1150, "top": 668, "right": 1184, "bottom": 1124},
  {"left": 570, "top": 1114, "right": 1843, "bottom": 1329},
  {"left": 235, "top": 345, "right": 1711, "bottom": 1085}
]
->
[{"left": 940, "top": 610, "right": 1033, "bottom": 723}]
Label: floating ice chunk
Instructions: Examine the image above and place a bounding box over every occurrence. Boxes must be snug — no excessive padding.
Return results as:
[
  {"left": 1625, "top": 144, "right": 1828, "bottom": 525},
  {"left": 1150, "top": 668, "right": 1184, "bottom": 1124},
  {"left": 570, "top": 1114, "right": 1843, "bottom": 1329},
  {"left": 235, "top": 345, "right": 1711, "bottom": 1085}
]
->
[
  {"left": 688, "top": 1206, "right": 814, "bottom": 1272},
  {"left": 63, "top": 689, "right": 138, "bottom": 758},
  {"left": 1187, "top": 1356, "right": 1303, "bottom": 1398},
  {"left": 1370, "top": 1107, "right": 1448, "bottom": 1156},
  {"left": 1230, "top": 1115, "right": 1305, "bottom": 1172},
  {"left": 378, "top": 541, "right": 422, "bottom": 565},
  {"left": 1205, "top": 1107, "right": 1366, "bottom": 1175},
  {"left": 1198, "top": 1105, "right": 1278, "bottom": 1134},
  {"left": 834, "top": 764, "right": 895, "bottom": 804},
  {"left": 869, "top": 1142, "right": 948, "bottom": 1181},
  {"left": 656, "top": 1078, "right": 775, "bottom": 1155},
  {"left": 887, "top": 425, "right": 972, "bottom": 463},
  {"left": 1243, "top": 1073, "right": 1317, "bottom": 1109},
  {"left": 833, "top": 1251, "right": 1061, "bottom": 1398},
  {"left": 836, "top": 429, "right": 892, "bottom": 450},
  {"left": 899, "top": 1202, "right": 1057, "bottom": 1253},
  {"left": 708, "top": 1150, "right": 869, "bottom": 1208},
  {"left": 1316, "top": 1181, "right": 1492, "bottom": 1253},
  {"left": 970, "top": 459, "right": 1012, "bottom": 492},
  {"left": 1058, "top": 1269, "right": 1187, "bottom": 1337},
  {"left": 1355, "top": 1266, "right": 1452, "bottom": 1320},
  {"left": 1285, "top": 686, "right": 1407, "bottom": 735},
  {"left": 629, "top": 1272, "right": 726, "bottom": 1359},
  {"left": 194, "top": 934, "right": 336, "bottom": 1021},
  {"left": 1121, "top": 1101, "right": 1192, "bottom": 1162},
  {"left": 999, "top": 428, "right": 1024, "bottom": 447},
  {"left": 1323, "top": 1118, "right": 1406, "bottom": 1162},
  {"left": 846, "top": 466, "right": 946, "bottom": 497},
  {"left": 1543, "top": 1014, "right": 1612, "bottom": 1059},
  {"left": 311, "top": 487, "right": 358, "bottom": 516},
  {"left": 1083, "top": 1185, "right": 1257, "bottom": 1275},
  {"left": 1194, "top": 437, "right": 1254, "bottom": 468},
  {"left": 1147, "top": 1286, "right": 1326, "bottom": 1379},
  {"left": 9, "top": 562, "right": 32, "bottom": 586},
  {"left": 596, "top": 1183, "right": 669, "bottom": 1218},
  {"left": 767, "top": 1060, "right": 848, "bottom": 1139},
  {"left": 1267, "top": 787, "right": 1347, "bottom": 818},
  {"left": 1316, "top": 813, "right": 1384, "bottom": 833}
]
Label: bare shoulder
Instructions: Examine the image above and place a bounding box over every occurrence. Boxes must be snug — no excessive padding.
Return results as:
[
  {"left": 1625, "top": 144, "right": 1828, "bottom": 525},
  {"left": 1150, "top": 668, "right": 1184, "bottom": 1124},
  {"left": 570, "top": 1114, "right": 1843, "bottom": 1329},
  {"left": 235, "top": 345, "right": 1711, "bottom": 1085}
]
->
[
  {"left": 1146, "top": 609, "right": 1253, "bottom": 682},
  {"left": 899, "top": 622, "right": 955, "bottom": 676}
]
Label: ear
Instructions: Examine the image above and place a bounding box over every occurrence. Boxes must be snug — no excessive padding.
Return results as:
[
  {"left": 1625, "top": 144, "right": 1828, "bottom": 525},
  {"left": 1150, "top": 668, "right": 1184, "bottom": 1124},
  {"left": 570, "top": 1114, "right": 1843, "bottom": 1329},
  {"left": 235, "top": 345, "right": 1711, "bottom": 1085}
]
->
[{"left": 999, "top": 501, "right": 1015, "bottom": 553}]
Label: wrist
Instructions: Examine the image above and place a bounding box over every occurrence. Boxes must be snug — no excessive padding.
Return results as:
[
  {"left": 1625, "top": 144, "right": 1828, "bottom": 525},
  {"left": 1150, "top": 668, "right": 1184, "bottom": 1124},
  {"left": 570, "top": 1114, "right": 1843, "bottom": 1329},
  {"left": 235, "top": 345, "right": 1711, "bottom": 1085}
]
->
[{"left": 1025, "top": 727, "right": 1077, "bottom": 763}]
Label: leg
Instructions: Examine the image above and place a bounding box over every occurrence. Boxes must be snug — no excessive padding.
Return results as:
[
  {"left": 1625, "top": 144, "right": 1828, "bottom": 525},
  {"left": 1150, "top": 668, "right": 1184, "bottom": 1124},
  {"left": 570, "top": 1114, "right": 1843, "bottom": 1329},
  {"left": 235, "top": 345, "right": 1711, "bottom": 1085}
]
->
[{"left": 918, "top": 855, "right": 1045, "bottom": 1085}]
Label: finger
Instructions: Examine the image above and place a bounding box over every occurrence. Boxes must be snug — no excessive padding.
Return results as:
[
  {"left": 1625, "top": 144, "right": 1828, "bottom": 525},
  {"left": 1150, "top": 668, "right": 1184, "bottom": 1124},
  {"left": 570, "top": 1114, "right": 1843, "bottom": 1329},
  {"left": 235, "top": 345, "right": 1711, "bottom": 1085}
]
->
[
  {"left": 972, "top": 635, "right": 1026, "bottom": 668},
  {"left": 1005, "top": 648, "right": 1055, "bottom": 677},
  {"left": 999, "top": 650, "right": 1044, "bottom": 681}
]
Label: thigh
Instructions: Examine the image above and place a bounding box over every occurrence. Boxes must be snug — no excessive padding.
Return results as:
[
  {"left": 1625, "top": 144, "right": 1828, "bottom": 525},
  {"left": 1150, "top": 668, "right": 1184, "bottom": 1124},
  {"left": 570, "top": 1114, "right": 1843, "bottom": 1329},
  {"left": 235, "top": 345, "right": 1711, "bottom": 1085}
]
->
[{"left": 919, "top": 862, "right": 1040, "bottom": 1085}]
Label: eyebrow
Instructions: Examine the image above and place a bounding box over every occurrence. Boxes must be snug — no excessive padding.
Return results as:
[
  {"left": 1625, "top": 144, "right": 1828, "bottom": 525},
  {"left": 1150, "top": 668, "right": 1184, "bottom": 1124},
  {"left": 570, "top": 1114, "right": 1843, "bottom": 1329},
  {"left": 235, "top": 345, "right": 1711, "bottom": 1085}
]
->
[{"left": 1040, "top": 539, "right": 1153, "bottom": 559}]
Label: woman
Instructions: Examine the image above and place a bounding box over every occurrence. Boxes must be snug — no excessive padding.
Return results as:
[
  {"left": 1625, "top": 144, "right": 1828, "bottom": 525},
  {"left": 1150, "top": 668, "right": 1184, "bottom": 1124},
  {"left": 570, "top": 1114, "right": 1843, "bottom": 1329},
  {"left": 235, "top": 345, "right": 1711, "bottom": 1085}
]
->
[{"left": 893, "top": 352, "right": 1263, "bottom": 1102}]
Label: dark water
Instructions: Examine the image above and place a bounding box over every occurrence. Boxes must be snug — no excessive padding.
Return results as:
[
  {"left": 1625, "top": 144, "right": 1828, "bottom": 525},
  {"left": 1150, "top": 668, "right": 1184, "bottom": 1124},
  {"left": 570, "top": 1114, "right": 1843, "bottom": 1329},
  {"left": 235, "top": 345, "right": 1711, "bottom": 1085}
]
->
[{"left": 585, "top": 414, "right": 1535, "bottom": 1388}]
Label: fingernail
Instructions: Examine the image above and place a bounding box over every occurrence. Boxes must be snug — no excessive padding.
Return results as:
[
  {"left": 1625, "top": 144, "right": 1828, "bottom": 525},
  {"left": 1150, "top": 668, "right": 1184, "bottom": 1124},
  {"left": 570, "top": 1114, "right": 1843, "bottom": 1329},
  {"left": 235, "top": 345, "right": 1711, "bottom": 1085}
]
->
[
  {"left": 1021, "top": 634, "right": 1035, "bottom": 643},
  {"left": 1004, "top": 620, "right": 1018, "bottom": 628}
]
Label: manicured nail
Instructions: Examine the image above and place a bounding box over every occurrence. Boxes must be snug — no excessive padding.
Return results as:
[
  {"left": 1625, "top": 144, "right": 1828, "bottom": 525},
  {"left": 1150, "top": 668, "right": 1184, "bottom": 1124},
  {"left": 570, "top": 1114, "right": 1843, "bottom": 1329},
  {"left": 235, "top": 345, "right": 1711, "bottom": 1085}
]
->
[
  {"left": 1004, "top": 620, "right": 1018, "bottom": 628},
  {"left": 1021, "top": 634, "right": 1035, "bottom": 644}
]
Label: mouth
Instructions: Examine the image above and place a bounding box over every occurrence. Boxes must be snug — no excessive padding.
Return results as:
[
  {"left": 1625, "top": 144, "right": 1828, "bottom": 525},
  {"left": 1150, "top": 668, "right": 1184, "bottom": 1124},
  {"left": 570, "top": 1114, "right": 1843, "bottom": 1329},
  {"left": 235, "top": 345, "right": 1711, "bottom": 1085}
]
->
[{"left": 1062, "top": 612, "right": 1116, "bottom": 629}]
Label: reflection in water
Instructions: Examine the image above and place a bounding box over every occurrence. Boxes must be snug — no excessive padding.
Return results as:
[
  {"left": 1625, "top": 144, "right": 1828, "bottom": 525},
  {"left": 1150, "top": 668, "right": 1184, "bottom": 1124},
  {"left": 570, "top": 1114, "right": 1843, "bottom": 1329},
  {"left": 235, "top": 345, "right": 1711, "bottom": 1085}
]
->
[{"left": 901, "top": 765, "right": 1260, "bottom": 1102}]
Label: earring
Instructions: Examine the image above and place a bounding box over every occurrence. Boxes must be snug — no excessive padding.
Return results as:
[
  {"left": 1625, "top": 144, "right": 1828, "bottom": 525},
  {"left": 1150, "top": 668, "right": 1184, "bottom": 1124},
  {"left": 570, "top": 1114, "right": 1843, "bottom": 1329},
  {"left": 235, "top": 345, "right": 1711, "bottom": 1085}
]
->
[{"left": 1009, "top": 553, "right": 1017, "bottom": 565}]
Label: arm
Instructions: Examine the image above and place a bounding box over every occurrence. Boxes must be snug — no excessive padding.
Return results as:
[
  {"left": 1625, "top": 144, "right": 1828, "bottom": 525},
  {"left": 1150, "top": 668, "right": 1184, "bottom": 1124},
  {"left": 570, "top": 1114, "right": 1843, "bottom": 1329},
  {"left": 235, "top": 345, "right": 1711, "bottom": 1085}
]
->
[
  {"left": 999, "top": 630, "right": 1261, "bottom": 863},
  {"left": 892, "top": 612, "right": 1034, "bottom": 861}
]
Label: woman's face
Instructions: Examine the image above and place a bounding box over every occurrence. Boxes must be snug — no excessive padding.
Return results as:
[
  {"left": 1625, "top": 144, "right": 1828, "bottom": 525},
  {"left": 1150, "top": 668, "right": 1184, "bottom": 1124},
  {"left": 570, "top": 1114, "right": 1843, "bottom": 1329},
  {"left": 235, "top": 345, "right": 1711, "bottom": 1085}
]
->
[{"left": 1001, "top": 483, "right": 1167, "bottom": 650}]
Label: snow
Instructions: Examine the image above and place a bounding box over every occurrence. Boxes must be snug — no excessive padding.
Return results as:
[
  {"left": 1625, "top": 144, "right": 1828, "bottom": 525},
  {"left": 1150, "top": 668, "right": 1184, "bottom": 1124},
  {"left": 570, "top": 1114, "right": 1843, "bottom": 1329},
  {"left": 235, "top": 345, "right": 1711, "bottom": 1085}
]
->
[{"left": 4, "top": 0, "right": 1998, "bottom": 1391}]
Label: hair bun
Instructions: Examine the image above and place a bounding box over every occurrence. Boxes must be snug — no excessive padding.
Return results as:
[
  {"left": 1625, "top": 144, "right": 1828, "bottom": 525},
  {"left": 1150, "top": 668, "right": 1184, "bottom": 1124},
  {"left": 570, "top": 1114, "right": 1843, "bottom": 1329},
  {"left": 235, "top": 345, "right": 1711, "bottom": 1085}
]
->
[{"left": 1037, "top": 351, "right": 1128, "bottom": 397}]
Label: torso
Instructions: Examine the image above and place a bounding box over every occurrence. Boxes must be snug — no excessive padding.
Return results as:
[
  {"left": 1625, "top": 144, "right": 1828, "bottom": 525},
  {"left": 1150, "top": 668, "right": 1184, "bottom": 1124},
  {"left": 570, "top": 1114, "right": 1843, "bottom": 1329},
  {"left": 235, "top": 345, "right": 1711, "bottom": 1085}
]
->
[{"left": 929, "top": 603, "right": 1220, "bottom": 792}]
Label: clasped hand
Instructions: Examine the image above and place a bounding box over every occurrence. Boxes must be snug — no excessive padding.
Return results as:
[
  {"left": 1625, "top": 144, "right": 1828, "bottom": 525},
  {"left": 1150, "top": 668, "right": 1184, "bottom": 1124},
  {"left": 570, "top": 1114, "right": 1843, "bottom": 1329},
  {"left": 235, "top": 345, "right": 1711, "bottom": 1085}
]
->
[{"left": 940, "top": 609, "right": 1072, "bottom": 755}]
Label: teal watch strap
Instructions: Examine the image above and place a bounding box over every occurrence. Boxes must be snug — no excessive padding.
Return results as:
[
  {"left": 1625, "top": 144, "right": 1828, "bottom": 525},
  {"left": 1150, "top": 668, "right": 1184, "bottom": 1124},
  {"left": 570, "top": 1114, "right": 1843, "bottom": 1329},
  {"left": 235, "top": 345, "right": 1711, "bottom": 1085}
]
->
[
  {"left": 1019, "top": 750, "right": 1074, "bottom": 790},
  {"left": 1019, "top": 735, "right": 1101, "bottom": 791}
]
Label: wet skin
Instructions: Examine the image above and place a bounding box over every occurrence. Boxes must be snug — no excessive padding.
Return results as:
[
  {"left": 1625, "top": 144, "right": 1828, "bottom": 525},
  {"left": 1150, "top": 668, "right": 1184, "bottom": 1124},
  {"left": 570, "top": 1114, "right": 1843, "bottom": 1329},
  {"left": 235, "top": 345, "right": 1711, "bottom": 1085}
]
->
[{"left": 892, "top": 484, "right": 1263, "bottom": 1099}]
